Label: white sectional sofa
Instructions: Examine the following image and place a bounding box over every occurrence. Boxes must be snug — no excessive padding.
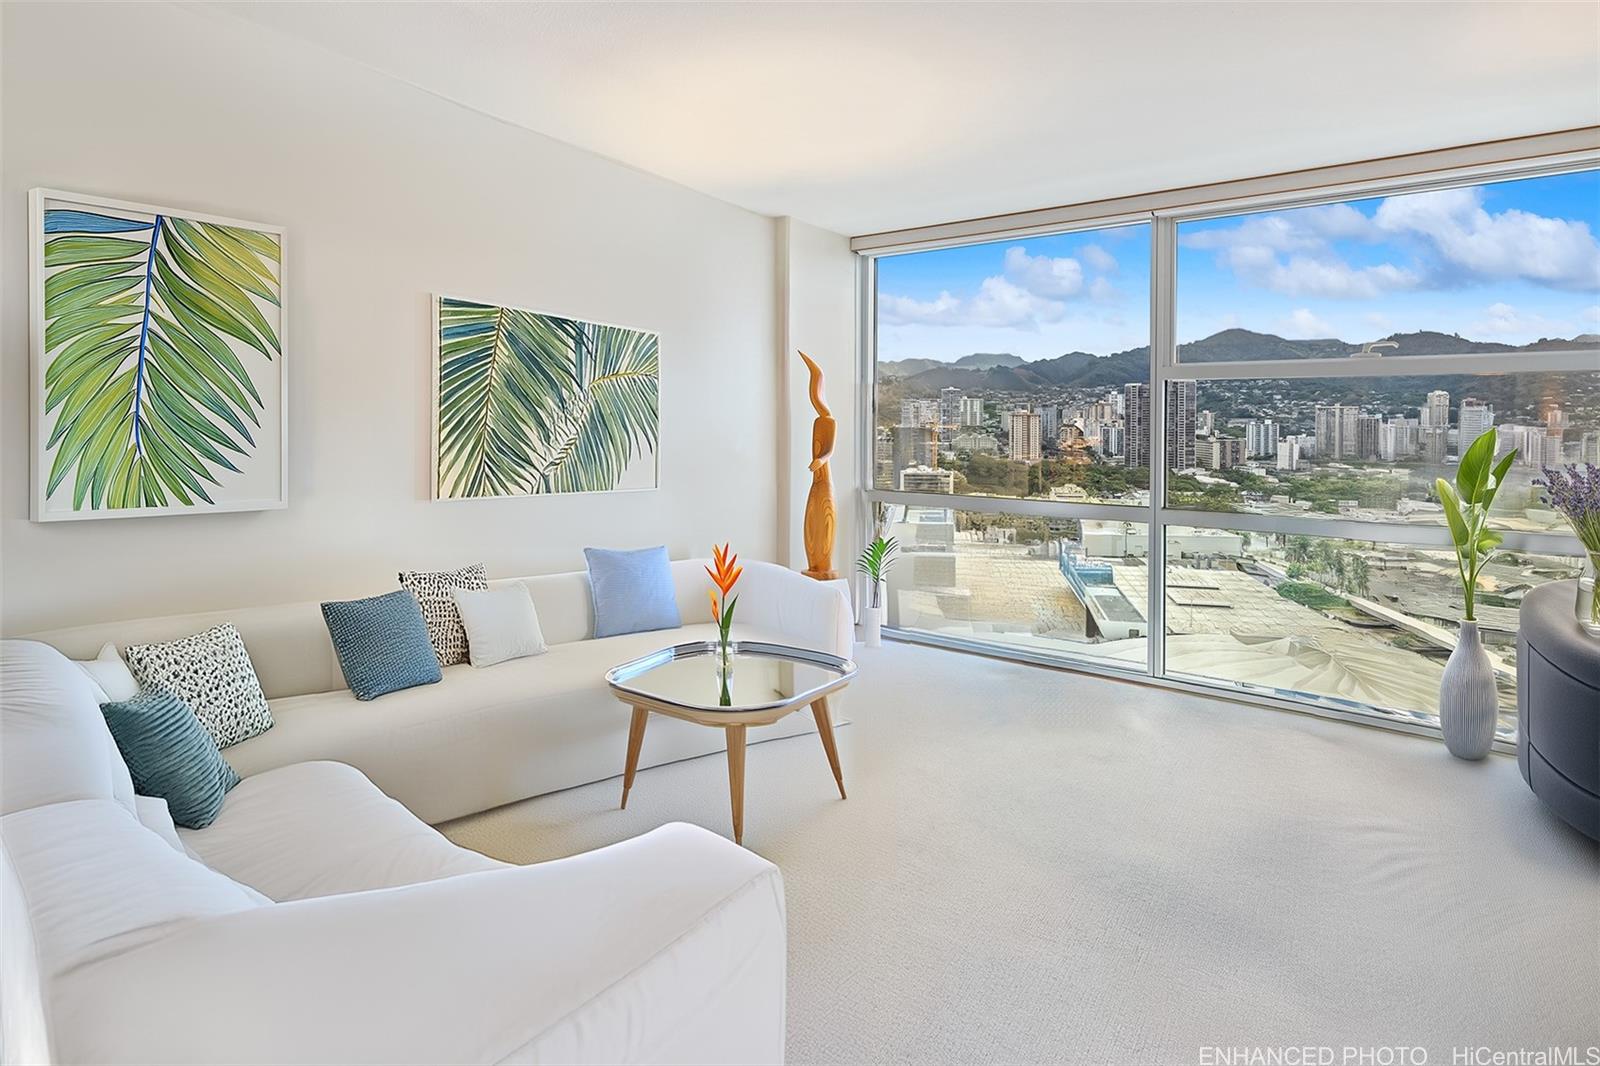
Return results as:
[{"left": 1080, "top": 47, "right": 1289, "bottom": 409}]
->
[
  {"left": 25, "top": 558, "right": 853, "bottom": 824},
  {"left": 0, "top": 637, "right": 789, "bottom": 1064}
]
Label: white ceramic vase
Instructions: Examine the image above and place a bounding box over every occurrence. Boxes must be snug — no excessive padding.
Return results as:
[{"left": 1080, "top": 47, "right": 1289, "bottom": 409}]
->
[
  {"left": 1439, "top": 620, "right": 1496, "bottom": 760},
  {"left": 861, "top": 606, "right": 883, "bottom": 648}
]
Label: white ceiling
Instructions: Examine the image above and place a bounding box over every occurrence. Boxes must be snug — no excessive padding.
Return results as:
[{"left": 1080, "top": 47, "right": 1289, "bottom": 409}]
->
[{"left": 217, "top": 1, "right": 1600, "bottom": 236}]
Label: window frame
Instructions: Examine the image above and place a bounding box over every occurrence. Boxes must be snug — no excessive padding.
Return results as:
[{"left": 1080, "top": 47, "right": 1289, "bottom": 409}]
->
[{"left": 856, "top": 133, "right": 1599, "bottom": 749}]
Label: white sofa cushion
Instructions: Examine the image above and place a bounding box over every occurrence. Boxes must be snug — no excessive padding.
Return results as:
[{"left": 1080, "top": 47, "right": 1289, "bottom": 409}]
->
[
  {"left": 0, "top": 799, "right": 265, "bottom": 980},
  {"left": 134, "top": 795, "right": 187, "bottom": 855},
  {"left": 1, "top": 641, "right": 137, "bottom": 817},
  {"left": 51, "top": 822, "right": 785, "bottom": 1066},
  {"left": 452, "top": 584, "right": 547, "bottom": 667},
  {"left": 181, "top": 761, "right": 504, "bottom": 901}
]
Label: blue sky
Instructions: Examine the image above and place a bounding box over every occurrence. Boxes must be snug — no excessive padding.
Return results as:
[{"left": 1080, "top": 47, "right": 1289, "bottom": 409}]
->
[{"left": 876, "top": 170, "right": 1600, "bottom": 362}]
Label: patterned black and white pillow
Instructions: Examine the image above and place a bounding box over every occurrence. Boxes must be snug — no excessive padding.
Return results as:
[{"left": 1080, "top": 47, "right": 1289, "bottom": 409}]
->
[
  {"left": 398, "top": 563, "right": 487, "bottom": 667},
  {"left": 125, "top": 623, "right": 274, "bottom": 749}
]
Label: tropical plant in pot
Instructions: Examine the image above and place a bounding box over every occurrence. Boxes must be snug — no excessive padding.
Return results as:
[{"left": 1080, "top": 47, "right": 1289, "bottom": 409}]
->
[
  {"left": 1435, "top": 428, "right": 1516, "bottom": 760},
  {"left": 856, "top": 535, "right": 899, "bottom": 648}
]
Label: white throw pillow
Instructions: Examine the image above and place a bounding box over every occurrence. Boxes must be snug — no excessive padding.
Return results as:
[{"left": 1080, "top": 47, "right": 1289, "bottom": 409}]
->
[
  {"left": 75, "top": 643, "right": 139, "bottom": 704},
  {"left": 450, "top": 586, "right": 547, "bottom": 668}
]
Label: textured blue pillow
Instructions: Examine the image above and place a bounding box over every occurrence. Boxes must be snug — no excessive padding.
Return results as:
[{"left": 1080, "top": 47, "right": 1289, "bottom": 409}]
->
[
  {"left": 100, "top": 688, "right": 240, "bottom": 830},
  {"left": 322, "top": 589, "right": 443, "bottom": 700},
  {"left": 585, "top": 546, "right": 682, "bottom": 638}
]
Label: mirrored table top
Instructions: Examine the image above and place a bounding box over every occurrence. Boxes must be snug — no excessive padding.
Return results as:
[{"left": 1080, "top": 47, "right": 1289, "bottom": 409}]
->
[{"left": 605, "top": 640, "right": 856, "bottom": 715}]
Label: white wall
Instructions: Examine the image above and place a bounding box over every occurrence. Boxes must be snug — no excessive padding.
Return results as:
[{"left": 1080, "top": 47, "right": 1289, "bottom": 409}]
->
[
  {"left": 776, "top": 218, "right": 859, "bottom": 599},
  {"left": 0, "top": 2, "right": 819, "bottom": 632}
]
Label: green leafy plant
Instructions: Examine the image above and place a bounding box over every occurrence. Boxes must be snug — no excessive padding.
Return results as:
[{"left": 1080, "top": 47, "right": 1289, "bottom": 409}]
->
[
  {"left": 856, "top": 535, "right": 899, "bottom": 609},
  {"left": 41, "top": 207, "right": 281, "bottom": 510},
  {"left": 1436, "top": 428, "right": 1517, "bottom": 622},
  {"left": 437, "top": 299, "right": 658, "bottom": 498}
]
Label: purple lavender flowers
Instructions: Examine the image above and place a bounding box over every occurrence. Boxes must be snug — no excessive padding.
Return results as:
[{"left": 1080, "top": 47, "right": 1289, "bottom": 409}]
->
[{"left": 1538, "top": 463, "right": 1600, "bottom": 554}]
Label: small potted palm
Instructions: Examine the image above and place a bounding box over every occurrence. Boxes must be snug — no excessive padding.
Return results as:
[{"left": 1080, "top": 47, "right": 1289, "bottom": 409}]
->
[
  {"left": 856, "top": 534, "right": 899, "bottom": 648},
  {"left": 1435, "top": 428, "right": 1516, "bottom": 760}
]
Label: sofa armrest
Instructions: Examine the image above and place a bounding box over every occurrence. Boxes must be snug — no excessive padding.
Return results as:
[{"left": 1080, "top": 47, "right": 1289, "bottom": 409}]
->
[
  {"left": 735, "top": 560, "right": 853, "bottom": 660},
  {"left": 54, "top": 823, "right": 787, "bottom": 1066}
]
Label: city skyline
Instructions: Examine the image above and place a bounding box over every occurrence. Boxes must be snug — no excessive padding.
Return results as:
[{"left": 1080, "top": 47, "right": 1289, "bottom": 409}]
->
[{"left": 877, "top": 169, "right": 1600, "bottom": 362}]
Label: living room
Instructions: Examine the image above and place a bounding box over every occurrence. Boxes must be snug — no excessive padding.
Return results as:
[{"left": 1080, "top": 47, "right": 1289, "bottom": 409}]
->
[{"left": 1, "top": 3, "right": 1597, "bottom": 1064}]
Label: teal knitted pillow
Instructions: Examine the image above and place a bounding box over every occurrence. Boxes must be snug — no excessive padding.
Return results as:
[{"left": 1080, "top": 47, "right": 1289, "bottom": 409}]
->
[
  {"left": 321, "top": 589, "right": 443, "bottom": 700},
  {"left": 100, "top": 688, "right": 240, "bottom": 829}
]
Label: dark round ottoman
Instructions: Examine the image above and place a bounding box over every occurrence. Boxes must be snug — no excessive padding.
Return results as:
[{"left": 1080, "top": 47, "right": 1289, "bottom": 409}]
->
[{"left": 1517, "top": 580, "right": 1599, "bottom": 840}]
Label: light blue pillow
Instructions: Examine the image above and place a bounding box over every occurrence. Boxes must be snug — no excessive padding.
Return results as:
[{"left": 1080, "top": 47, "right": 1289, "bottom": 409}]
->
[
  {"left": 100, "top": 688, "right": 240, "bottom": 830},
  {"left": 321, "top": 589, "right": 443, "bottom": 700},
  {"left": 585, "top": 546, "right": 682, "bottom": 638}
]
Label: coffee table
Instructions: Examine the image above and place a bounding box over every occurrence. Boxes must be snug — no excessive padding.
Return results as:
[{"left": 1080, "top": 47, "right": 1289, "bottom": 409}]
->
[{"left": 605, "top": 640, "right": 857, "bottom": 845}]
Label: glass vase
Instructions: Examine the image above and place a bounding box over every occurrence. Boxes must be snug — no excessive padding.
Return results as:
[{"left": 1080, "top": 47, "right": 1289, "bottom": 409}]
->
[
  {"left": 713, "top": 639, "right": 735, "bottom": 706},
  {"left": 1577, "top": 553, "right": 1600, "bottom": 638}
]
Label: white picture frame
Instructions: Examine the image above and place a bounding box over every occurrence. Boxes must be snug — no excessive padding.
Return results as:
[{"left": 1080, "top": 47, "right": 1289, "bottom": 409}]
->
[
  {"left": 430, "top": 292, "right": 660, "bottom": 500},
  {"left": 30, "top": 188, "right": 288, "bottom": 522}
]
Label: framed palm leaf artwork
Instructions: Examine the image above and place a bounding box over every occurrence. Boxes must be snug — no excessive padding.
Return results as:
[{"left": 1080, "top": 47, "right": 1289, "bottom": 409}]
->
[
  {"left": 433, "top": 295, "right": 659, "bottom": 499},
  {"left": 29, "top": 189, "right": 287, "bottom": 522}
]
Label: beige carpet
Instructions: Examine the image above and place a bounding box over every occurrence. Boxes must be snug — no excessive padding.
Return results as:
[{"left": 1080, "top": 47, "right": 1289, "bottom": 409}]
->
[{"left": 441, "top": 641, "right": 1600, "bottom": 1065}]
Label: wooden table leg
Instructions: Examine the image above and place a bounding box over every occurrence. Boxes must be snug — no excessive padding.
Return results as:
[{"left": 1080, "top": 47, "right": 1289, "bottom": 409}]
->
[
  {"left": 621, "top": 706, "right": 649, "bottom": 809},
  {"left": 726, "top": 724, "right": 747, "bottom": 845},
  {"left": 812, "top": 696, "right": 846, "bottom": 799}
]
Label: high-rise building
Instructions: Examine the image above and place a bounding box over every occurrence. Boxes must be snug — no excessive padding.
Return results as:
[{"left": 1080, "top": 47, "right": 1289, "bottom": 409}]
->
[
  {"left": 1123, "top": 381, "right": 1197, "bottom": 470},
  {"left": 1380, "top": 416, "right": 1418, "bottom": 461},
  {"left": 892, "top": 424, "right": 936, "bottom": 476},
  {"left": 1196, "top": 435, "right": 1247, "bottom": 470},
  {"left": 875, "top": 426, "right": 894, "bottom": 485},
  {"left": 1100, "top": 423, "right": 1125, "bottom": 459},
  {"left": 900, "top": 398, "right": 939, "bottom": 427},
  {"left": 1276, "top": 436, "right": 1302, "bottom": 471},
  {"left": 1008, "top": 409, "right": 1042, "bottom": 463},
  {"left": 1315, "top": 404, "right": 1360, "bottom": 460},
  {"left": 1502, "top": 424, "right": 1565, "bottom": 468},
  {"left": 1419, "top": 426, "right": 1448, "bottom": 464},
  {"left": 959, "top": 396, "right": 985, "bottom": 427},
  {"left": 1244, "top": 419, "right": 1280, "bottom": 458},
  {"left": 1545, "top": 405, "right": 1568, "bottom": 432},
  {"left": 1356, "top": 415, "right": 1381, "bottom": 461},
  {"left": 938, "top": 388, "right": 964, "bottom": 430},
  {"left": 1421, "top": 390, "right": 1452, "bottom": 430},
  {"left": 1124, "top": 383, "right": 1151, "bottom": 469},
  {"left": 898, "top": 465, "right": 957, "bottom": 494},
  {"left": 1033, "top": 404, "right": 1060, "bottom": 440},
  {"left": 1583, "top": 431, "right": 1600, "bottom": 464},
  {"left": 1458, "top": 398, "right": 1494, "bottom": 446},
  {"left": 1196, "top": 410, "right": 1215, "bottom": 437},
  {"left": 1166, "top": 380, "right": 1198, "bottom": 471}
]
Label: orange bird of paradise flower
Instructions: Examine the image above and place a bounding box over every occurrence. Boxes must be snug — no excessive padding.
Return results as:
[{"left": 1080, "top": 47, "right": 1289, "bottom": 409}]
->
[{"left": 707, "top": 543, "right": 743, "bottom": 624}]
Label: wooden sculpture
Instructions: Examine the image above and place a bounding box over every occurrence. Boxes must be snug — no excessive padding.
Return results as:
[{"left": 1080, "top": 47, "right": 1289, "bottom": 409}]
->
[{"left": 799, "top": 351, "right": 838, "bottom": 581}]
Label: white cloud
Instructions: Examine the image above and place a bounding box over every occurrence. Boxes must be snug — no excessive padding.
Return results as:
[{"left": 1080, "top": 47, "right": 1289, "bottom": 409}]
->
[
  {"left": 1279, "top": 308, "right": 1335, "bottom": 337},
  {"left": 878, "top": 290, "right": 962, "bottom": 326},
  {"left": 1362, "top": 311, "right": 1394, "bottom": 332},
  {"left": 1089, "top": 276, "right": 1121, "bottom": 303},
  {"left": 1081, "top": 243, "right": 1118, "bottom": 273},
  {"left": 969, "top": 276, "right": 1065, "bottom": 329},
  {"left": 1374, "top": 186, "right": 1600, "bottom": 291},
  {"left": 1469, "top": 301, "right": 1560, "bottom": 338},
  {"left": 1002, "top": 246, "right": 1084, "bottom": 299},
  {"left": 1259, "top": 256, "right": 1420, "bottom": 299}
]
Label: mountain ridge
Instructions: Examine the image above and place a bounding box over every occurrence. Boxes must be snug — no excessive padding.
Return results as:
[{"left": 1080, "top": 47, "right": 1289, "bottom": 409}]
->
[{"left": 879, "top": 329, "right": 1594, "bottom": 395}]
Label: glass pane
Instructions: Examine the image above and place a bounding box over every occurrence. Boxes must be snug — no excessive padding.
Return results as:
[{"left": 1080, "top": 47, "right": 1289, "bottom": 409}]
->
[
  {"left": 874, "top": 223, "right": 1151, "bottom": 503},
  {"left": 879, "top": 504, "right": 1149, "bottom": 670},
  {"left": 1163, "top": 371, "right": 1600, "bottom": 533},
  {"left": 1176, "top": 169, "right": 1600, "bottom": 362},
  {"left": 1160, "top": 525, "right": 1583, "bottom": 738}
]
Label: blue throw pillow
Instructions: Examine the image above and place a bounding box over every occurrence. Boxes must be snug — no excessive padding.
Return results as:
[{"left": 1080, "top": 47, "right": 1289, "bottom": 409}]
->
[
  {"left": 101, "top": 688, "right": 240, "bottom": 830},
  {"left": 322, "top": 589, "right": 443, "bottom": 700},
  {"left": 585, "top": 546, "right": 682, "bottom": 638}
]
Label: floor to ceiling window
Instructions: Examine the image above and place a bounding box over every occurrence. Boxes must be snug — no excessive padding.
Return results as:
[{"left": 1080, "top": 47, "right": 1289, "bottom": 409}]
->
[{"left": 863, "top": 157, "right": 1597, "bottom": 743}]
